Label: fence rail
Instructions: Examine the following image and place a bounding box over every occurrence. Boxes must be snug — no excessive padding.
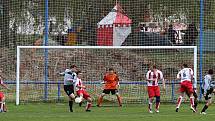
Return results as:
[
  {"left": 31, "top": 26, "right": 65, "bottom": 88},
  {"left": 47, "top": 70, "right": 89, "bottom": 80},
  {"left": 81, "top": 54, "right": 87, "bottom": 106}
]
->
[{"left": 3, "top": 80, "right": 203, "bottom": 104}]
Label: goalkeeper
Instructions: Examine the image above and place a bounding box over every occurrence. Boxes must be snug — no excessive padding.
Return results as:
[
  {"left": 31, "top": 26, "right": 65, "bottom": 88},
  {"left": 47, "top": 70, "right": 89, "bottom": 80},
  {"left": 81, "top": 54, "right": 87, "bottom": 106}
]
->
[{"left": 97, "top": 68, "right": 122, "bottom": 107}]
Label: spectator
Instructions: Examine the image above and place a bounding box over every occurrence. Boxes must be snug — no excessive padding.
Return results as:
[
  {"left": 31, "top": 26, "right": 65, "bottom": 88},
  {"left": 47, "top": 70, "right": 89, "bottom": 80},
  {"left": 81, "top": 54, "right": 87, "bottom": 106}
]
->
[
  {"left": 183, "top": 23, "right": 198, "bottom": 46},
  {"left": 167, "top": 24, "right": 178, "bottom": 45}
]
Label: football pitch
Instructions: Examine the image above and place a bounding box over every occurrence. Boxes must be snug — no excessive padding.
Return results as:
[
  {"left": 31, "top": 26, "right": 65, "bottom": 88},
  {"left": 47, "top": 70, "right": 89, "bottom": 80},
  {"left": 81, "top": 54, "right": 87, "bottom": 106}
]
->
[{"left": 0, "top": 103, "right": 214, "bottom": 121}]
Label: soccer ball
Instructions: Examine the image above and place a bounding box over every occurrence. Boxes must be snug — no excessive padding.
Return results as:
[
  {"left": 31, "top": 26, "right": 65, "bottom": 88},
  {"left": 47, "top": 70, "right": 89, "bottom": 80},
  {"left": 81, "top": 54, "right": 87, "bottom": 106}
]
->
[{"left": 75, "top": 97, "right": 82, "bottom": 103}]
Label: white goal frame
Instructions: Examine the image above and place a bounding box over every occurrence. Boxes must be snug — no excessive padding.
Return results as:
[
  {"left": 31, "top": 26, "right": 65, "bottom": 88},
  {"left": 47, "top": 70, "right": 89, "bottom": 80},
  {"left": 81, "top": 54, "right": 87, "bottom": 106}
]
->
[{"left": 16, "top": 46, "right": 197, "bottom": 105}]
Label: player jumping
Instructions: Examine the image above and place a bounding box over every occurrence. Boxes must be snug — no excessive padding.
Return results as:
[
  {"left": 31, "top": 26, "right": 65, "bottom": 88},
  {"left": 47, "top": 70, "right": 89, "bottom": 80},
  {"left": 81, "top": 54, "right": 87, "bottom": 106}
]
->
[
  {"left": 146, "top": 65, "right": 165, "bottom": 113},
  {"left": 62, "top": 65, "right": 78, "bottom": 112},
  {"left": 175, "top": 64, "right": 196, "bottom": 112},
  {"left": 97, "top": 68, "right": 122, "bottom": 107},
  {"left": 75, "top": 71, "right": 92, "bottom": 112},
  {"left": 200, "top": 69, "right": 214, "bottom": 115},
  {"left": 0, "top": 70, "right": 10, "bottom": 112}
]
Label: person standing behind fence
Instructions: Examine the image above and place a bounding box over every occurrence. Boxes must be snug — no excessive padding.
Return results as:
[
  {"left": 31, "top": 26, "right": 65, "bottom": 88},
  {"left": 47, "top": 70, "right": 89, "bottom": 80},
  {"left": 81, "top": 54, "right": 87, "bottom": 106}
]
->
[
  {"left": 146, "top": 65, "right": 165, "bottom": 113},
  {"left": 61, "top": 65, "right": 78, "bottom": 112},
  {"left": 167, "top": 24, "right": 178, "bottom": 45},
  {"left": 183, "top": 23, "right": 198, "bottom": 46}
]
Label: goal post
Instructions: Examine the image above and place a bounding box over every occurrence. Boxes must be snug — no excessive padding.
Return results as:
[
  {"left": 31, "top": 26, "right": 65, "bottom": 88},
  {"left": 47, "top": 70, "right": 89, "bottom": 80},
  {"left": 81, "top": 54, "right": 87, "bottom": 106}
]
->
[{"left": 16, "top": 46, "right": 197, "bottom": 105}]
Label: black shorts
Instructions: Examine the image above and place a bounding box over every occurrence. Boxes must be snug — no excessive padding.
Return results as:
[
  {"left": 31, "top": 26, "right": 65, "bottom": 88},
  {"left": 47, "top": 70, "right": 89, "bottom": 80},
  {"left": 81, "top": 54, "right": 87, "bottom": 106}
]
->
[
  {"left": 202, "top": 88, "right": 214, "bottom": 100},
  {"left": 64, "top": 85, "right": 74, "bottom": 96},
  {"left": 102, "top": 89, "right": 118, "bottom": 95}
]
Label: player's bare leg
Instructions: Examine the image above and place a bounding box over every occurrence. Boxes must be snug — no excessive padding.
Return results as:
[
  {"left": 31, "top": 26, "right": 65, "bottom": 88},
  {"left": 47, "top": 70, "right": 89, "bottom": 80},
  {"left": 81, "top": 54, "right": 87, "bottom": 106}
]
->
[
  {"left": 97, "top": 93, "right": 105, "bottom": 107},
  {"left": 148, "top": 98, "right": 153, "bottom": 113},
  {"left": 176, "top": 93, "right": 184, "bottom": 112},
  {"left": 201, "top": 98, "right": 211, "bottom": 114},
  {"left": 193, "top": 91, "right": 198, "bottom": 111},
  {"left": 68, "top": 93, "right": 75, "bottom": 112},
  {"left": 0, "top": 97, "right": 6, "bottom": 112},
  {"left": 116, "top": 93, "right": 122, "bottom": 107},
  {"left": 3, "top": 102, "right": 7, "bottom": 112},
  {"left": 189, "top": 93, "right": 196, "bottom": 112},
  {"left": 0, "top": 102, "right": 3, "bottom": 112},
  {"left": 86, "top": 97, "right": 92, "bottom": 112}
]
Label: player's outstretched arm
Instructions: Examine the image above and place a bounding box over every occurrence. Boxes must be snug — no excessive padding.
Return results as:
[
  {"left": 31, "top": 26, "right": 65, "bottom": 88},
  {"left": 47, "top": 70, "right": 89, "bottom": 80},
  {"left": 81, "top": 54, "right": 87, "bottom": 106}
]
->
[
  {"left": 59, "top": 72, "right": 65, "bottom": 76},
  {"left": 1, "top": 83, "right": 10, "bottom": 90},
  {"left": 0, "top": 79, "right": 10, "bottom": 90}
]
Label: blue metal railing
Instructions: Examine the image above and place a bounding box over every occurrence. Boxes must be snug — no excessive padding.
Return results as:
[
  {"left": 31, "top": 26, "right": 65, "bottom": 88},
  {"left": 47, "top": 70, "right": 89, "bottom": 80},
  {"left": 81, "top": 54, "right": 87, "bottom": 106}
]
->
[{"left": 4, "top": 80, "right": 189, "bottom": 103}]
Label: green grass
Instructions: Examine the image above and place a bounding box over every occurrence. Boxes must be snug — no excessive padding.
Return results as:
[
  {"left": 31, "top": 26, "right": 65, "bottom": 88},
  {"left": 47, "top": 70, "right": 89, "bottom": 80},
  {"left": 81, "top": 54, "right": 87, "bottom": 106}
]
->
[{"left": 0, "top": 103, "right": 215, "bottom": 121}]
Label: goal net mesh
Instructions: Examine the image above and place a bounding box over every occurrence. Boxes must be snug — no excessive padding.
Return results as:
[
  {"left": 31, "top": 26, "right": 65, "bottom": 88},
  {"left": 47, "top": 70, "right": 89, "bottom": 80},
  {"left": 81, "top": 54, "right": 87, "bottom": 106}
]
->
[{"left": 17, "top": 47, "right": 195, "bottom": 105}]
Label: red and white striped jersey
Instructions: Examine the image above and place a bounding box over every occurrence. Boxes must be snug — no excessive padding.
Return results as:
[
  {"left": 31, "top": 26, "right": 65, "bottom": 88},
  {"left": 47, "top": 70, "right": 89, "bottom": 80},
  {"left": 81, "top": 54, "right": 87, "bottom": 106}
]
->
[
  {"left": 74, "top": 78, "right": 84, "bottom": 91},
  {"left": 177, "top": 68, "right": 193, "bottom": 82},
  {"left": 146, "top": 69, "right": 163, "bottom": 86}
]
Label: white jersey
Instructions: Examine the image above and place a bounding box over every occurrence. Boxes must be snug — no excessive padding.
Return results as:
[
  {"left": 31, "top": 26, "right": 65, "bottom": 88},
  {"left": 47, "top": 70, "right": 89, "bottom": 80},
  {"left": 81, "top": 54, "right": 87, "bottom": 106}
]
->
[
  {"left": 177, "top": 68, "right": 193, "bottom": 82},
  {"left": 146, "top": 69, "right": 163, "bottom": 86},
  {"left": 63, "top": 69, "right": 77, "bottom": 85},
  {"left": 202, "top": 74, "right": 212, "bottom": 94},
  {"left": 74, "top": 78, "right": 84, "bottom": 91}
]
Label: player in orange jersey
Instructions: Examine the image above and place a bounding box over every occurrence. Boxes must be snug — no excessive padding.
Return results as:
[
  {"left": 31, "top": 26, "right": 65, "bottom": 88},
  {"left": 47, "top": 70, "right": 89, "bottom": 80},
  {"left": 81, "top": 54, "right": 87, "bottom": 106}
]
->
[{"left": 97, "top": 68, "right": 122, "bottom": 107}]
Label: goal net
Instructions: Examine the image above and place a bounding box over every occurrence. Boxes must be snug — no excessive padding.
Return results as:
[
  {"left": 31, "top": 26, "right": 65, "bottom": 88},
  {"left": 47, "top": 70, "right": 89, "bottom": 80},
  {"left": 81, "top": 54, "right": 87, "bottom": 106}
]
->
[{"left": 16, "top": 46, "right": 197, "bottom": 105}]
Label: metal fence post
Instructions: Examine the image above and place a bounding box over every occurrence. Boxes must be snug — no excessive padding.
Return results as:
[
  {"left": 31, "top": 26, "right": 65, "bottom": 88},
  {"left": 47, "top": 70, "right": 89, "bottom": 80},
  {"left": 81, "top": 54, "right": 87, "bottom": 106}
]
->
[
  {"left": 44, "top": 0, "right": 49, "bottom": 101},
  {"left": 171, "top": 80, "right": 175, "bottom": 103},
  {"left": 199, "top": 0, "right": 204, "bottom": 101},
  {"left": 57, "top": 81, "right": 61, "bottom": 102}
]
